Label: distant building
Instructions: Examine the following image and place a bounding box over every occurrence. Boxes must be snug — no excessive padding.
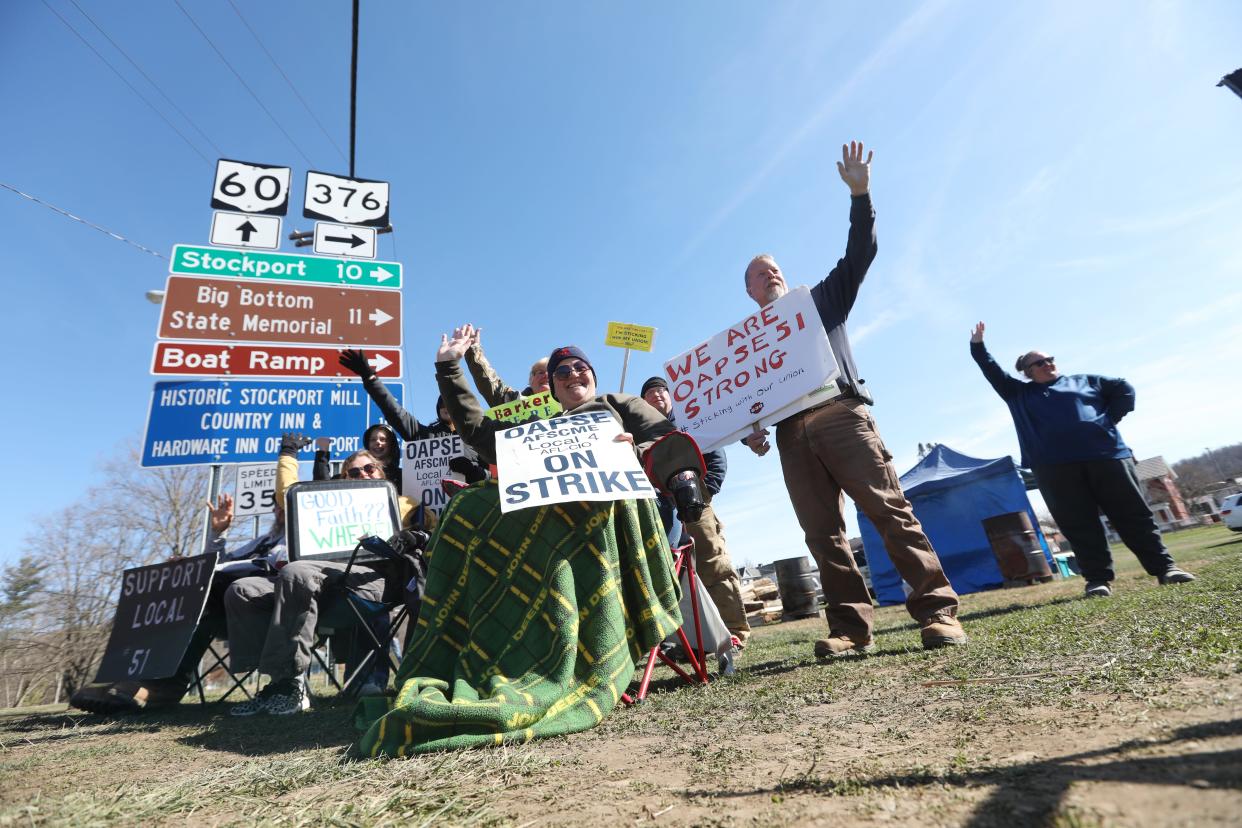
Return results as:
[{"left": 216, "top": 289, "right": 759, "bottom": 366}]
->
[{"left": 1134, "top": 456, "right": 1194, "bottom": 530}]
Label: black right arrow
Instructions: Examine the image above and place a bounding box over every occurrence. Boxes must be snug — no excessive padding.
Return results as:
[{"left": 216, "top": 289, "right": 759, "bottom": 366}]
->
[
  {"left": 325, "top": 233, "right": 364, "bottom": 248},
  {"left": 237, "top": 220, "right": 257, "bottom": 242}
]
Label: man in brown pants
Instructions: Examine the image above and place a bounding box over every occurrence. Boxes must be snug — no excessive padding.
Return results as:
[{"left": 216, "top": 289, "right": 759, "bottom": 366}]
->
[
  {"left": 742, "top": 141, "right": 966, "bottom": 657},
  {"left": 641, "top": 375, "right": 751, "bottom": 648}
]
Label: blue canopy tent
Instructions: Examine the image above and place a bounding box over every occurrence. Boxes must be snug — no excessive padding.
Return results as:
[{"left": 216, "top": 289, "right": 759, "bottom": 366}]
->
[{"left": 857, "top": 445, "right": 1051, "bottom": 606}]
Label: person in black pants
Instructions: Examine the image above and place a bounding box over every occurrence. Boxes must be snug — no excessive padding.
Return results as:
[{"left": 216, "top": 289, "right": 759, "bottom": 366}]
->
[{"left": 969, "top": 322, "right": 1194, "bottom": 597}]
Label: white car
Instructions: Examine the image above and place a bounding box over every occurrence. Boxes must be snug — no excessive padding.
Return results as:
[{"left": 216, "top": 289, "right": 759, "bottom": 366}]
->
[{"left": 1221, "top": 493, "right": 1242, "bottom": 532}]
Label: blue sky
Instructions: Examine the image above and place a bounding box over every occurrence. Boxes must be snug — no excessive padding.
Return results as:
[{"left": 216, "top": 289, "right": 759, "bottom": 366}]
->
[{"left": 3, "top": 1, "right": 1240, "bottom": 568}]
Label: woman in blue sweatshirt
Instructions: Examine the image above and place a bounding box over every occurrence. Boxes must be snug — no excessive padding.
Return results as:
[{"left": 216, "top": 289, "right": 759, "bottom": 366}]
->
[{"left": 969, "top": 322, "right": 1193, "bottom": 597}]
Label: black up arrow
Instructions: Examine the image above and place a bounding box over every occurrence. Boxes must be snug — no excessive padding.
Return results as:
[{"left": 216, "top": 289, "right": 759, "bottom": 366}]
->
[
  {"left": 237, "top": 220, "right": 257, "bottom": 242},
  {"left": 325, "top": 233, "right": 364, "bottom": 248}
]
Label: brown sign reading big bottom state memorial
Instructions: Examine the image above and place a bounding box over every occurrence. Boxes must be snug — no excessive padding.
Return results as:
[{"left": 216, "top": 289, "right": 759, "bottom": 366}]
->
[{"left": 157, "top": 275, "right": 402, "bottom": 347}]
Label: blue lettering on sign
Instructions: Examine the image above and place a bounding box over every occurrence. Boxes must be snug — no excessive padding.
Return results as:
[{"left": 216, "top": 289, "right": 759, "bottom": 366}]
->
[{"left": 141, "top": 380, "right": 402, "bottom": 467}]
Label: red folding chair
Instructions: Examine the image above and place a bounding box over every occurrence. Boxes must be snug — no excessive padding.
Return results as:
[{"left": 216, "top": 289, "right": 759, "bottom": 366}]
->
[{"left": 623, "top": 539, "right": 711, "bottom": 704}]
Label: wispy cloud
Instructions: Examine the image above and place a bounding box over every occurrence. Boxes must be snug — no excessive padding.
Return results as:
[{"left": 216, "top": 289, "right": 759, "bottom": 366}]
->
[{"left": 671, "top": 0, "right": 955, "bottom": 266}]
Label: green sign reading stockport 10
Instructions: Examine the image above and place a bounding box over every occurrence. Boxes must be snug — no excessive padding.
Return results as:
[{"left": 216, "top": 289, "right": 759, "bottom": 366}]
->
[{"left": 169, "top": 245, "right": 401, "bottom": 290}]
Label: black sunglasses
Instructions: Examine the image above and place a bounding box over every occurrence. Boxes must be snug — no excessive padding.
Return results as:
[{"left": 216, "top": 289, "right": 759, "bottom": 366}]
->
[
  {"left": 1027, "top": 357, "right": 1055, "bottom": 369},
  {"left": 552, "top": 362, "right": 592, "bottom": 379},
  {"left": 346, "top": 463, "right": 379, "bottom": 479}
]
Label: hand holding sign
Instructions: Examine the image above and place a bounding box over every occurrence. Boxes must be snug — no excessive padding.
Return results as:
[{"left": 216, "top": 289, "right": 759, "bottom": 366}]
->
[{"left": 744, "top": 425, "right": 771, "bottom": 457}]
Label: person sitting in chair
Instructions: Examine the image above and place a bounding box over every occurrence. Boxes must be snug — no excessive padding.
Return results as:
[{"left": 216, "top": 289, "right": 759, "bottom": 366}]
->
[{"left": 355, "top": 326, "right": 708, "bottom": 756}]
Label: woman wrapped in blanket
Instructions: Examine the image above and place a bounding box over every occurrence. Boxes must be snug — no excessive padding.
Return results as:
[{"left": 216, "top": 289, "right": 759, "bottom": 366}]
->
[{"left": 355, "top": 324, "right": 708, "bottom": 756}]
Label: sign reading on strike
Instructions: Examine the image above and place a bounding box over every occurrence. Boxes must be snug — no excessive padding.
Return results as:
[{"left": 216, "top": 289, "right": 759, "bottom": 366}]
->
[
  {"left": 485, "top": 391, "right": 562, "bottom": 423},
  {"left": 211, "top": 159, "right": 290, "bottom": 215},
  {"left": 401, "top": 435, "right": 466, "bottom": 512},
  {"left": 234, "top": 463, "right": 277, "bottom": 518},
  {"left": 661, "top": 287, "right": 839, "bottom": 453},
  {"left": 151, "top": 342, "right": 400, "bottom": 379},
  {"left": 605, "top": 321, "right": 656, "bottom": 352},
  {"left": 95, "top": 553, "right": 215, "bottom": 683},
  {"left": 142, "top": 379, "right": 403, "bottom": 466},
  {"left": 157, "top": 276, "right": 401, "bottom": 347},
  {"left": 495, "top": 411, "right": 655, "bottom": 513}
]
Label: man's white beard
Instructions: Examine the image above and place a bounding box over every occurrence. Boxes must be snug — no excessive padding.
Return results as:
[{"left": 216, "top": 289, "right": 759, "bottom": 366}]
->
[{"left": 763, "top": 284, "right": 788, "bottom": 304}]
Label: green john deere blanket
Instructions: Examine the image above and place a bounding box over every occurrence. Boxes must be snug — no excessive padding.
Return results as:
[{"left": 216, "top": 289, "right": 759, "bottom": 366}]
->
[{"left": 355, "top": 481, "right": 681, "bottom": 756}]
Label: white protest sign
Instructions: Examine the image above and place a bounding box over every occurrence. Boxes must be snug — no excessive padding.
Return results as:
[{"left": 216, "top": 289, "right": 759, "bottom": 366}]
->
[
  {"left": 401, "top": 435, "right": 465, "bottom": 513},
  {"left": 495, "top": 411, "right": 656, "bottom": 513},
  {"left": 661, "top": 287, "right": 839, "bottom": 453},
  {"left": 287, "top": 481, "right": 400, "bottom": 561},
  {"left": 234, "top": 463, "right": 277, "bottom": 518}
]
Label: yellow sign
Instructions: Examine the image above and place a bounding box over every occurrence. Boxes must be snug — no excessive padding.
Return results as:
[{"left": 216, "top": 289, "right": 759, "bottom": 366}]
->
[
  {"left": 605, "top": 321, "right": 656, "bottom": 352},
  {"left": 485, "top": 391, "right": 562, "bottom": 423}
]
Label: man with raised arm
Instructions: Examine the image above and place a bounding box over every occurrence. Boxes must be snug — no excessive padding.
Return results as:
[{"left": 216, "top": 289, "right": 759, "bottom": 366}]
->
[
  {"left": 741, "top": 141, "right": 965, "bottom": 658},
  {"left": 968, "top": 321, "right": 1194, "bottom": 597}
]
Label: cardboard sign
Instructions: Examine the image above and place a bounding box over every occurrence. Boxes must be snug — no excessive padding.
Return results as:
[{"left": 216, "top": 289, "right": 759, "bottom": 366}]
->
[
  {"left": 285, "top": 480, "right": 401, "bottom": 562},
  {"left": 495, "top": 411, "right": 656, "bottom": 513},
  {"left": 234, "top": 463, "right": 277, "bottom": 518},
  {"left": 605, "top": 321, "right": 656, "bottom": 352},
  {"left": 401, "top": 435, "right": 466, "bottom": 513},
  {"left": 94, "top": 554, "right": 216, "bottom": 683},
  {"left": 661, "top": 287, "right": 839, "bottom": 453},
  {"left": 485, "top": 391, "right": 562, "bottom": 423}
]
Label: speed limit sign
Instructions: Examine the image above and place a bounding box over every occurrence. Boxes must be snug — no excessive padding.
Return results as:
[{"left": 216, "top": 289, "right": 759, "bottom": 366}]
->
[
  {"left": 234, "top": 463, "right": 278, "bottom": 518},
  {"left": 211, "top": 159, "right": 291, "bottom": 216}
]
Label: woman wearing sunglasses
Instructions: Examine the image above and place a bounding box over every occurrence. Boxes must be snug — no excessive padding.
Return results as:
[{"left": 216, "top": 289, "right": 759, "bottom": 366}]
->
[
  {"left": 969, "top": 322, "right": 1194, "bottom": 599},
  {"left": 356, "top": 325, "right": 707, "bottom": 757}
]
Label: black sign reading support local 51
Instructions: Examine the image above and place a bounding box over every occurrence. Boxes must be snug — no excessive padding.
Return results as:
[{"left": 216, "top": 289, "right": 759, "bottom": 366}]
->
[{"left": 95, "top": 553, "right": 216, "bottom": 683}]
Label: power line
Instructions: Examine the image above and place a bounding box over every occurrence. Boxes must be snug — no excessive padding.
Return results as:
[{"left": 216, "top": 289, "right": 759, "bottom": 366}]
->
[
  {"left": 225, "top": 0, "right": 347, "bottom": 163},
  {"left": 172, "top": 0, "right": 316, "bottom": 168},
  {"left": 66, "top": 0, "right": 226, "bottom": 159},
  {"left": 41, "top": 0, "right": 211, "bottom": 165},
  {"left": 1, "top": 182, "right": 166, "bottom": 260}
]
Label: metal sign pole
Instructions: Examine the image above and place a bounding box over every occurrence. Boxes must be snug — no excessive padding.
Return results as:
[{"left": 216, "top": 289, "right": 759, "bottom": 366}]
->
[{"left": 619, "top": 348, "right": 631, "bottom": 394}]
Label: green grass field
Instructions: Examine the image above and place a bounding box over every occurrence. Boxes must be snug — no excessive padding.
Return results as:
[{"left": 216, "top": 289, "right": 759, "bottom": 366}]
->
[{"left": 1, "top": 525, "right": 1239, "bottom": 826}]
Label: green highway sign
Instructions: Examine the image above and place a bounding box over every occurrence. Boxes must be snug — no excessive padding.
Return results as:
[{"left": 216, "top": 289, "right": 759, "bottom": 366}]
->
[{"left": 170, "top": 244, "right": 401, "bottom": 290}]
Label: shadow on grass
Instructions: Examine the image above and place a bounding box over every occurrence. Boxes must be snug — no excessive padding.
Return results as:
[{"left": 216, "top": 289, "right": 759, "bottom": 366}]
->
[
  {"left": 690, "top": 715, "right": 1242, "bottom": 825},
  {"left": 173, "top": 697, "right": 359, "bottom": 756}
]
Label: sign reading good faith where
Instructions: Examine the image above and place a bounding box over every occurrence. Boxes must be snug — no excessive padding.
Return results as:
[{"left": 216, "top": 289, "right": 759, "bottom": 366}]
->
[
  {"left": 94, "top": 553, "right": 216, "bottom": 683},
  {"left": 494, "top": 411, "right": 655, "bottom": 513},
  {"left": 285, "top": 480, "right": 401, "bottom": 562},
  {"left": 661, "top": 287, "right": 840, "bottom": 453}
]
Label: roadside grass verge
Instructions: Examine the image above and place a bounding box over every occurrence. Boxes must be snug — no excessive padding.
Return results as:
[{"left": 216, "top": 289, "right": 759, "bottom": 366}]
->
[{"left": 0, "top": 525, "right": 1237, "bottom": 825}]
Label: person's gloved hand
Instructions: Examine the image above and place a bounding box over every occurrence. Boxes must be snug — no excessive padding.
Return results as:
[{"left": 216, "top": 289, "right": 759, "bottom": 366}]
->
[
  {"left": 339, "top": 348, "right": 373, "bottom": 379},
  {"left": 280, "top": 432, "right": 312, "bottom": 457},
  {"left": 667, "top": 470, "right": 705, "bottom": 523}
]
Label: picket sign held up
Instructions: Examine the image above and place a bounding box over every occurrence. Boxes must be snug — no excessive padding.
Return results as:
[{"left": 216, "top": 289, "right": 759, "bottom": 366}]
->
[{"left": 604, "top": 321, "right": 657, "bottom": 393}]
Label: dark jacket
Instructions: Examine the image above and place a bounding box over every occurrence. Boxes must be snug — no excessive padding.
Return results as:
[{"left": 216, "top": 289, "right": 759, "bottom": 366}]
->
[
  {"left": 807, "top": 193, "right": 878, "bottom": 392},
  {"left": 970, "top": 341, "right": 1135, "bottom": 467}
]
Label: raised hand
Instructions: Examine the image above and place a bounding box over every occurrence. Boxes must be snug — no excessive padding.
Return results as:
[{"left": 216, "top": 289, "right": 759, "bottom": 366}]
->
[
  {"left": 971, "top": 322, "right": 985, "bottom": 343},
  {"left": 280, "top": 432, "right": 312, "bottom": 456},
  {"left": 339, "top": 348, "right": 373, "bottom": 379},
  {"left": 436, "top": 324, "right": 476, "bottom": 363},
  {"left": 209, "top": 492, "right": 234, "bottom": 534},
  {"left": 315, "top": 436, "right": 332, "bottom": 452},
  {"left": 836, "top": 140, "right": 873, "bottom": 196}
]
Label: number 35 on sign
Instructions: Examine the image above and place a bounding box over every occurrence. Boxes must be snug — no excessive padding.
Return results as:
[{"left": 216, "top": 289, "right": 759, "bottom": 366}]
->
[{"left": 211, "top": 159, "right": 291, "bottom": 216}]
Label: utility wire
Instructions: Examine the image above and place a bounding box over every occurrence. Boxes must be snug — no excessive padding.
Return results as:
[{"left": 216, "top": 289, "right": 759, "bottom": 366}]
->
[
  {"left": 1, "top": 182, "right": 166, "bottom": 260},
  {"left": 225, "top": 0, "right": 347, "bottom": 164},
  {"left": 66, "top": 0, "right": 225, "bottom": 159},
  {"left": 41, "top": 0, "right": 211, "bottom": 164},
  {"left": 172, "top": 0, "right": 315, "bottom": 167}
]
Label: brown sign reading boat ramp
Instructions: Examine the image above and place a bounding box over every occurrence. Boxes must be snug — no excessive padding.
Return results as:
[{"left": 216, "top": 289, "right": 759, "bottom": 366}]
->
[{"left": 157, "top": 275, "right": 402, "bottom": 347}]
